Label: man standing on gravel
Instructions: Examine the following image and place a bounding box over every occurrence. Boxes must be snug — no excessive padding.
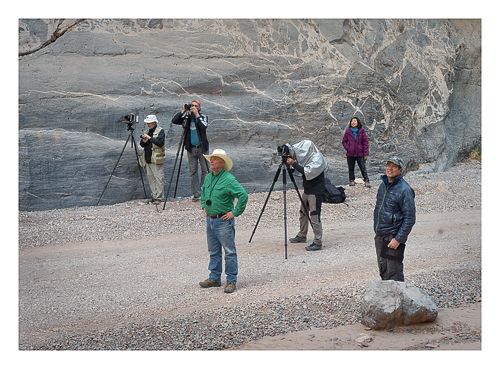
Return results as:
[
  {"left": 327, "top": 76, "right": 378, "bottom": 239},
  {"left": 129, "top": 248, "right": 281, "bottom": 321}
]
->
[
  {"left": 373, "top": 156, "right": 416, "bottom": 282},
  {"left": 139, "top": 115, "right": 166, "bottom": 204},
  {"left": 286, "top": 140, "right": 327, "bottom": 251},
  {"left": 172, "top": 100, "right": 209, "bottom": 202},
  {"left": 199, "top": 149, "right": 248, "bottom": 293}
]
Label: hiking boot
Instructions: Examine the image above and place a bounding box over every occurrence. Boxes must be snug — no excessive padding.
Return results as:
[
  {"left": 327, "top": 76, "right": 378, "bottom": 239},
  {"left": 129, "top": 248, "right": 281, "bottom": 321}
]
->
[
  {"left": 192, "top": 196, "right": 200, "bottom": 202},
  {"left": 224, "top": 281, "right": 236, "bottom": 293},
  {"left": 364, "top": 180, "right": 371, "bottom": 188},
  {"left": 305, "top": 243, "right": 322, "bottom": 251},
  {"left": 289, "top": 235, "right": 307, "bottom": 243},
  {"left": 199, "top": 279, "right": 221, "bottom": 288},
  {"left": 349, "top": 180, "right": 355, "bottom": 186}
]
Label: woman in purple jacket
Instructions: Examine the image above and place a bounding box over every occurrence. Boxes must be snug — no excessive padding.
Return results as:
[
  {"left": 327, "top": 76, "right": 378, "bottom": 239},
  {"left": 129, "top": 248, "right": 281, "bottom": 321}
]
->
[{"left": 342, "top": 117, "right": 371, "bottom": 187}]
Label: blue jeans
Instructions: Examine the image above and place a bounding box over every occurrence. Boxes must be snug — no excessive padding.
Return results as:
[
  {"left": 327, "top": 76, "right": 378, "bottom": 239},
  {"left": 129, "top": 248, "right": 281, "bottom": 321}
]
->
[{"left": 206, "top": 217, "right": 238, "bottom": 284}]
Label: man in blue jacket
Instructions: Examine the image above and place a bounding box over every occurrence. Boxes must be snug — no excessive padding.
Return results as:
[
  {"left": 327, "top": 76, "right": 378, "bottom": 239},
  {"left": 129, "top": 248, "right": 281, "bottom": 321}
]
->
[{"left": 373, "top": 156, "right": 416, "bottom": 282}]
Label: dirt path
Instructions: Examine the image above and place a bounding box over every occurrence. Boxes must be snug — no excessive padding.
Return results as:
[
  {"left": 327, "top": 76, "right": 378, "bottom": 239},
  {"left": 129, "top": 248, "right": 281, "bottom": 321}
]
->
[{"left": 19, "top": 209, "right": 481, "bottom": 350}]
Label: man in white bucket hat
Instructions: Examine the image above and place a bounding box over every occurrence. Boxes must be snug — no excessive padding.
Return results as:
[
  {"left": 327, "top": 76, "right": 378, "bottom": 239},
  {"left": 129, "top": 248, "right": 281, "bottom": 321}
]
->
[
  {"left": 139, "top": 114, "right": 165, "bottom": 203},
  {"left": 199, "top": 149, "right": 248, "bottom": 293}
]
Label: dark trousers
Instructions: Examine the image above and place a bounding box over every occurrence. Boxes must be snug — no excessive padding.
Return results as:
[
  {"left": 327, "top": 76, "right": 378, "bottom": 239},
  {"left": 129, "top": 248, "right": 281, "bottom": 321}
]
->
[
  {"left": 346, "top": 156, "right": 369, "bottom": 181},
  {"left": 374, "top": 234, "right": 405, "bottom": 282}
]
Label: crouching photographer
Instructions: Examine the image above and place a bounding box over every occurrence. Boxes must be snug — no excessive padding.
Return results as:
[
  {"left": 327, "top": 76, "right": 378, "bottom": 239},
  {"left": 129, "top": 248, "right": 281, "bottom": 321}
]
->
[{"left": 285, "top": 140, "right": 328, "bottom": 251}]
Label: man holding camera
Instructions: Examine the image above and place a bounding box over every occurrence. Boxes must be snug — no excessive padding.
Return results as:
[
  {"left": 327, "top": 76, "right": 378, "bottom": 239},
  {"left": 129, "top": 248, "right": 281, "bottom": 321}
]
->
[
  {"left": 286, "top": 140, "right": 327, "bottom": 251},
  {"left": 139, "top": 115, "right": 166, "bottom": 204},
  {"left": 172, "top": 100, "right": 209, "bottom": 202}
]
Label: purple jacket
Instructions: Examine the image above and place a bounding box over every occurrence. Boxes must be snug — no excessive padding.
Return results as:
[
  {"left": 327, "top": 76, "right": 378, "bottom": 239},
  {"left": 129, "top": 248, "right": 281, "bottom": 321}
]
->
[{"left": 342, "top": 127, "right": 369, "bottom": 157}]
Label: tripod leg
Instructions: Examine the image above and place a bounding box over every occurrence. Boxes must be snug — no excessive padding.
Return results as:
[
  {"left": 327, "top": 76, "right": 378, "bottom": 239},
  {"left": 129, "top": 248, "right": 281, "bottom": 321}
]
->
[
  {"left": 173, "top": 139, "right": 185, "bottom": 198},
  {"left": 286, "top": 166, "right": 313, "bottom": 228},
  {"left": 163, "top": 128, "right": 186, "bottom": 209},
  {"left": 249, "top": 163, "right": 283, "bottom": 243},
  {"left": 131, "top": 134, "right": 149, "bottom": 199},
  {"left": 96, "top": 133, "right": 131, "bottom": 206},
  {"left": 282, "top": 166, "right": 288, "bottom": 260}
]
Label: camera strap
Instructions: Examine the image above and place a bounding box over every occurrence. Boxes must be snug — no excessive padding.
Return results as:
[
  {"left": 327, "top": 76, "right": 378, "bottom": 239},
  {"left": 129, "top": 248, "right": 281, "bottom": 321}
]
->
[{"left": 206, "top": 170, "right": 225, "bottom": 205}]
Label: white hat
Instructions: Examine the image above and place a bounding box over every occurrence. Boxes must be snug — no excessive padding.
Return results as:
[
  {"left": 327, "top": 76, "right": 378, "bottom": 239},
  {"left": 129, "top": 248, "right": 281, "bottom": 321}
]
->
[
  {"left": 144, "top": 115, "right": 158, "bottom": 123},
  {"left": 203, "top": 149, "right": 233, "bottom": 172}
]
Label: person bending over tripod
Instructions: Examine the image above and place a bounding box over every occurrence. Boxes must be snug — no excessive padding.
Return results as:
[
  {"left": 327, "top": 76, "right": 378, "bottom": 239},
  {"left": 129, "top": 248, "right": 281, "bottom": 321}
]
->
[
  {"left": 286, "top": 155, "right": 326, "bottom": 251},
  {"left": 172, "top": 100, "right": 209, "bottom": 202},
  {"left": 139, "top": 115, "right": 166, "bottom": 204}
]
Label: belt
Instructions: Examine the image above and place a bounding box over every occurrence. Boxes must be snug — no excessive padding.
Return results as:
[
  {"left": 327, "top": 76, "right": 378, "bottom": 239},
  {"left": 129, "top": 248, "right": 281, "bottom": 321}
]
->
[{"left": 207, "top": 212, "right": 228, "bottom": 219}]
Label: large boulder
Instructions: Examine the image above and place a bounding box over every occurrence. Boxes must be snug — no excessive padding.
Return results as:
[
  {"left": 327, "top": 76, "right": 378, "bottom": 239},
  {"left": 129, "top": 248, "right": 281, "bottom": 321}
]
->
[
  {"left": 360, "top": 280, "right": 438, "bottom": 330},
  {"left": 18, "top": 19, "right": 481, "bottom": 211}
]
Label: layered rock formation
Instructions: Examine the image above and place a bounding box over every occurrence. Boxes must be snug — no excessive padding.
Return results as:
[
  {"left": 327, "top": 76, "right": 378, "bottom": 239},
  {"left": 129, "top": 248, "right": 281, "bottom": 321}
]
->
[{"left": 19, "top": 19, "right": 481, "bottom": 211}]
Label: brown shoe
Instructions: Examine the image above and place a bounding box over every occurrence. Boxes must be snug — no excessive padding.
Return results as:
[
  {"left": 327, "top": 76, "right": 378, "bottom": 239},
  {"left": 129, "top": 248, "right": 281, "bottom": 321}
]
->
[
  {"left": 199, "top": 279, "right": 221, "bottom": 288},
  {"left": 224, "top": 281, "right": 236, "bottom": 293},
  {"left": 349, "top": 180, "right": 355, "bottom": 186},
  {"left": 365, "top": 180, "right": 371, "bottom": 188}
]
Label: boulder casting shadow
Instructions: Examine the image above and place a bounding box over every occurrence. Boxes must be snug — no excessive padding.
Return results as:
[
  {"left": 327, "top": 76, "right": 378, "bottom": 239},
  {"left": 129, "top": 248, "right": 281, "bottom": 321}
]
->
[{"left": 361, "top": 280, "right": 438, "bottom": 330}]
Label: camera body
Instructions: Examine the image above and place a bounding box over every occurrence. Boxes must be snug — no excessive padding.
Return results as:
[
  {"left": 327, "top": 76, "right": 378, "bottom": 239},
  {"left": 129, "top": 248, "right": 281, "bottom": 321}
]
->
[
  {"left": 277, "top": 144, "right": 292, "bottom": 158},
  {"left": 123, "top": 113, "right": 139, "bottom": 131},
  {"left": 184, "top": 103, "right": 193, "bottom": 110},
  {"left": 124, "top": 114, "right": 138, "bottom": 123}
]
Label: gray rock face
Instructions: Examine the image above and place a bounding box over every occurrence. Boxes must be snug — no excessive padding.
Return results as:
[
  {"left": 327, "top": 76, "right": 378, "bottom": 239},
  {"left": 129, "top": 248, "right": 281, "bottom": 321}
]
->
[
  {"left": 19, "top": 19, "right": 481, "bottom": 211},
  {"left": 361, "top": 280, "right": 438, "bottom": 330}
]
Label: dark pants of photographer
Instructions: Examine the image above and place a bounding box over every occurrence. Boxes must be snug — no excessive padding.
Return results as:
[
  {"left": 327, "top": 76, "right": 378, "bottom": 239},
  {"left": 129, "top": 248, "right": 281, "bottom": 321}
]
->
[
  {"left": 187, "top": 146, "right": 209, "bottom": 200},
  {"left": 347, "top": 156, "right": 369, "bottom": 182},
  {"left": 297, "top": 193, "right": 323, "bottom": 246},
  {"left": 374, "top": 234, "right": 405, "bottom": 282}
]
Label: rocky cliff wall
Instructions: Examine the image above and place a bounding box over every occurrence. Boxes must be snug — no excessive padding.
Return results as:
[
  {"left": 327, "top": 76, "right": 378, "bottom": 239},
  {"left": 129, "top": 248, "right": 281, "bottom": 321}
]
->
[{"left": 19, "top": 19, "right": 481, "bottom": 211}]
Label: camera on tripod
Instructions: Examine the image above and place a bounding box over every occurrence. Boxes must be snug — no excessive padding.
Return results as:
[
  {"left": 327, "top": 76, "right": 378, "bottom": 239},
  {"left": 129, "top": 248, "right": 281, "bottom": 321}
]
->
[
  {"left": 276, "top": 144, "right": 295, "bottom": 164},
  {"left": 277, "top": 144, "right": 291, "bottom": 158},
  {"left": 123, "top": 114, "right": 139, "bottom": 130}
]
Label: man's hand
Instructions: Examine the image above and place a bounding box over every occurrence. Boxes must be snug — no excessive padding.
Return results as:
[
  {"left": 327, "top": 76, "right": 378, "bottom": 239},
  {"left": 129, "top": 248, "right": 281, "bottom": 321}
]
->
[
  {"left": 286, "top": 157, "right": 295, "bottom": 165},
  {"left": 221, "top": 211, "right": 234, "bottom": 221},
  {"left": 388, "top": 238, "right": 400, "bottom": 249},
  {"left": 142, "top": 134, "right": 150, "bottom": 143},
  {"left": 190, "top": 106, "right": 200, "bottom": 118}
]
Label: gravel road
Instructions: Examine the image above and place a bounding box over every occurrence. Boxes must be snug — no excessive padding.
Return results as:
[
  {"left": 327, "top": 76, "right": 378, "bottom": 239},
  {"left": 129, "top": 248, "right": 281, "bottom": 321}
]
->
[{"left": 18, "top": 160, "right": 482, "bottom": 350}]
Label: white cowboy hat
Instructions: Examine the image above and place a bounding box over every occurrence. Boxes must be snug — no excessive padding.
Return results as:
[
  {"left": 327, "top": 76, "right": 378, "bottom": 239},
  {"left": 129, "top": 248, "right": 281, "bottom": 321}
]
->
[
  {"left": 203, "top": 149, "right": 233, "bottom": 172},
  {"left": 144, "top": 114, "right": 158, "bottom": 123}
]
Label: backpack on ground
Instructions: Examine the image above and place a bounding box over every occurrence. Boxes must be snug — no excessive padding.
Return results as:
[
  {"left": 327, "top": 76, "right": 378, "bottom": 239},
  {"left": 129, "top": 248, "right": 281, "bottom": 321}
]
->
[{"left": 323, "top": 178, "right": 346, "bottom": 203}]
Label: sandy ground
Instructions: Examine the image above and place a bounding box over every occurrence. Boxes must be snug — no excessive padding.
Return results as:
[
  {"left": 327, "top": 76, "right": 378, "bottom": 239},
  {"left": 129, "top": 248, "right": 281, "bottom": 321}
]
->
[
  {"left": 19, "top": 209, "right": 481, "bottom": 352},
  {"left": 235, "top": 303, "right": 482, "bottom": 350}
]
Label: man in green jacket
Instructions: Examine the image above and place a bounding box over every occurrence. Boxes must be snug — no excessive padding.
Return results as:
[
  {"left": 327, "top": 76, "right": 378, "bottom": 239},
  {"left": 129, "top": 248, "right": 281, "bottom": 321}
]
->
[{"left": 199, "top": 149, "right": 248, "bottom": 293}]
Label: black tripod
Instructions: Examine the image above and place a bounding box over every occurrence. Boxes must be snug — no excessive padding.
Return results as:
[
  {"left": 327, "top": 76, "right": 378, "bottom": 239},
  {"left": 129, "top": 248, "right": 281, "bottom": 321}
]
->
[
  {"left": 96, "top": 121, "right": 148, "bottom": 206},
  {"left": 249, "top": 158, "right": 313, "bottom": 259},
  {"left": 160, "top": 116, "right": 190, "bottom": 211}
]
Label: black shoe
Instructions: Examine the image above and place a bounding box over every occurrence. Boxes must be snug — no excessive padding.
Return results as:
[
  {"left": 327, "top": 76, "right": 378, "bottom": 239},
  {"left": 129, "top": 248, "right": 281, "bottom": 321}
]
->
[
  {"left": 305, "top": 243, "right": 322, "bottom": 251},
  {"left": 199, "top": 279, "right": 221, "bottom": 288},
  {"left": 289, "top": 236, "right": 307, "bottom": 243}
]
